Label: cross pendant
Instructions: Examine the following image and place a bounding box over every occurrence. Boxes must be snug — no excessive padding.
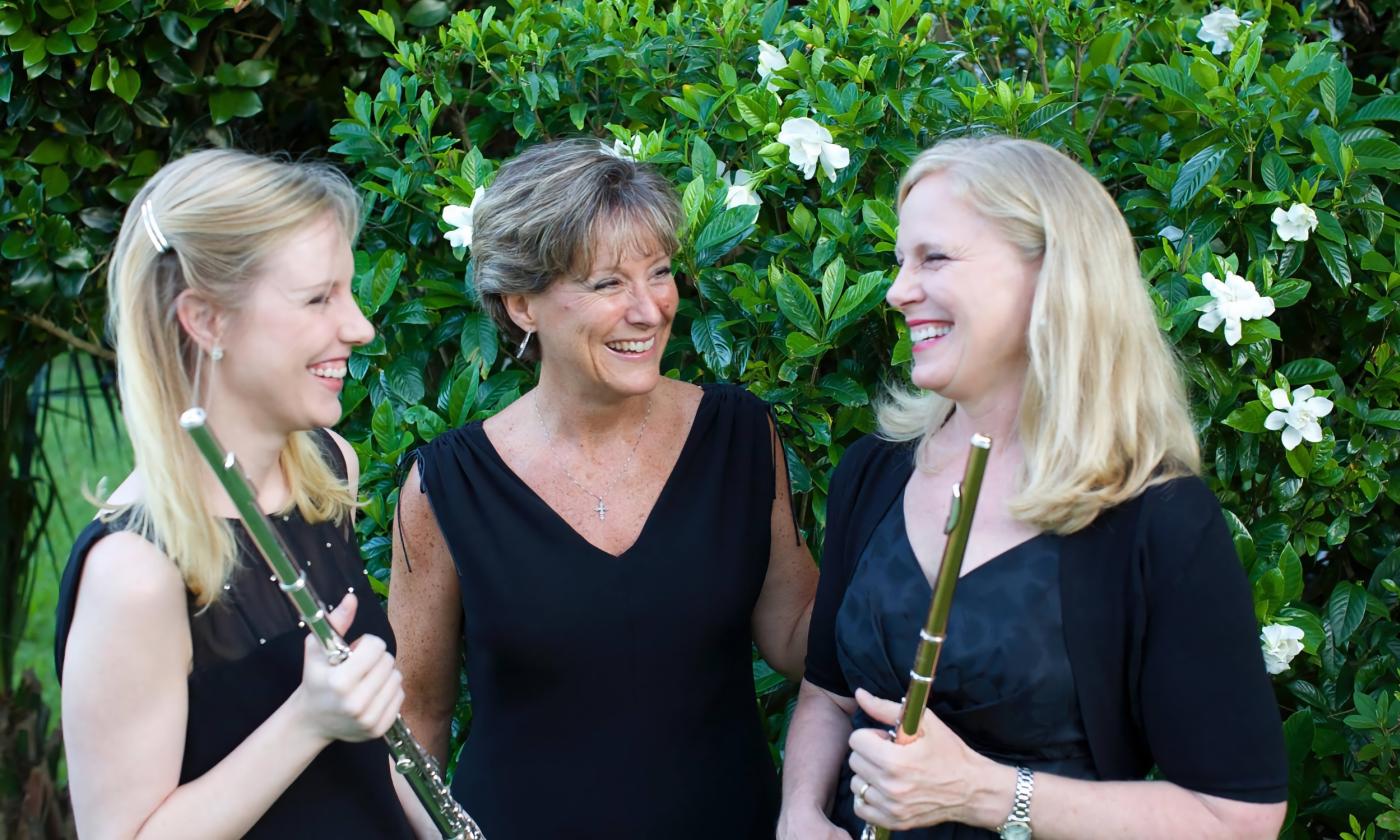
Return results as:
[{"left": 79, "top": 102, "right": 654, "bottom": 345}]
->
[{"left": 594, "top": 499, "right": 608, "bottom": 521}]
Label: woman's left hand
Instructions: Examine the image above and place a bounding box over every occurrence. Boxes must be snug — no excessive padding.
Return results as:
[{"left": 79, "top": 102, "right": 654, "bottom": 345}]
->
[{"left": 847, "top": 687, "right": 1007, "bottom": 832}]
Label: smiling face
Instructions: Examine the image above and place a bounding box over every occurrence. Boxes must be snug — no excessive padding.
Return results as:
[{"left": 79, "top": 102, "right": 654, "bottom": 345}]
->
[
  {"left": 215, "top": 213, "right": 374, "bottom": 433},
  {"left": 889, "top": 172, "right": 1041, "bottom": 402},
  {"left": 513, "top": 226, "right": 678, "bottom": 403}
]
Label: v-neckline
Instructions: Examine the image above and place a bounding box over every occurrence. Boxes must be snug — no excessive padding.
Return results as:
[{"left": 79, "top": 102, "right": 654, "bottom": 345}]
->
[
  {"left": 471, "top": 386, "right": 715, "bottom": 560},
  {"left": 895, "top": 486, "right": 1050, "bottom": 591}
]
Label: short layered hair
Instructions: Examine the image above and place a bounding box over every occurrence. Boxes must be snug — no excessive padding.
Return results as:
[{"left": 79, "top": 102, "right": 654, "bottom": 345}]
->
[{"left": 469, "top": 138, "right": 680, "bottom": 359}]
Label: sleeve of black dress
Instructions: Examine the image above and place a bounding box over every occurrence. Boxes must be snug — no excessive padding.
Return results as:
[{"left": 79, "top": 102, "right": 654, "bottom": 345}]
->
[
  {"left": 1137, "top": 477, "right": 1289, "bottom": 803},
  {"left": 803, "top": 437, "right": 880, "bottom": 697}
]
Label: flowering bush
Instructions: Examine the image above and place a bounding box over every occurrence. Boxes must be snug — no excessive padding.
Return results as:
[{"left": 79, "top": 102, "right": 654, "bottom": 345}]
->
[{"left": 329, "top": 1, "right": 1400, "bottom": 835}]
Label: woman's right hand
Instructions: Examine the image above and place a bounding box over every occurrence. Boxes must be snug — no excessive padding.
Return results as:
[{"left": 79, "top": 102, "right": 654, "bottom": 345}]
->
[
  {"left": 777, "top": 806, "right": 854, "bottom": 840},
  {"left": 293, "top": 593, "right": 405, "bottom": 744}
]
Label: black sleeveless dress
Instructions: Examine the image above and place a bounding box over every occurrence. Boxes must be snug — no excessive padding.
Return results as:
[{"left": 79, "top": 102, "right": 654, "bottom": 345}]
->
[
  {"left": 413, "top": 383, "right": 782, "bottom": 840},
  {"left": 830, "top": 489, "right": 1098, "bottom": 839},
  {"left": 53, "top": 429, "right": 414, "bottom": 838}
]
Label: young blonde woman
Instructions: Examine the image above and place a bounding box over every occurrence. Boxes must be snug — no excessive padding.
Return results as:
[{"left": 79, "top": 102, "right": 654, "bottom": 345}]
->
[
  {"left": 54, "top": 150, "right": 433, "bottom": 838},
  {"left": 778, "top": 136, "right": 1288, "bottom": 840}
]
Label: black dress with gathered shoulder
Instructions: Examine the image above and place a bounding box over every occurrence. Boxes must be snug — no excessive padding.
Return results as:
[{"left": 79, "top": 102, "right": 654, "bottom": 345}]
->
[
  {"left": 412, "top": 383, "right": 782, "bottom": 840},
  {"left": 54, "top": 429, "right": 414, "bottom": 839}
]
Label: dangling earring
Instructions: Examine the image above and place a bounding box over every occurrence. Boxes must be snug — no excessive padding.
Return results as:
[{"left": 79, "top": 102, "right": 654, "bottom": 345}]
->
[{"left": 516, "top": 331, "right": 533, "bottom": 358}]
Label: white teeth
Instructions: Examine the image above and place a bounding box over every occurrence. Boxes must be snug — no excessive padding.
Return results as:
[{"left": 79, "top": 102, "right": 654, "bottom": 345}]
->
[
  {"left": 605, "top": 337, "right": 655, "bottom": 354},
  {"left": 910, "top": 324, "right": 952, "bottom": 343},
  {"left": 309, "top": 365, "right": 347, "bottom": 379}
]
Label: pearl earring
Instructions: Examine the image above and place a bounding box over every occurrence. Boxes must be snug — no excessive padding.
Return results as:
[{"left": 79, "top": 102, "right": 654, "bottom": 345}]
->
[{"left": 210, "top": 345, "right": 224, "bottom": 361}]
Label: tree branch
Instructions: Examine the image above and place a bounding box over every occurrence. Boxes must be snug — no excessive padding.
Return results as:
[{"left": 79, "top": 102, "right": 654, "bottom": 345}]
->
[{"left": 0, "top": 309, "right": 115, "bottom": 362}]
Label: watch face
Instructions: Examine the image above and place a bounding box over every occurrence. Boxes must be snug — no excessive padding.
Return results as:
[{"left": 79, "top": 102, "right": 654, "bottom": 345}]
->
[{"left": 999, "top": 823, "right": 1032, "bottom": 840}]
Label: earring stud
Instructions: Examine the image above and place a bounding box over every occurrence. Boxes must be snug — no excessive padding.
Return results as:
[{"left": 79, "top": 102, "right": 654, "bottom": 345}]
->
[{"left": 211, "top": 346, "right": 224, "bottom": 361}]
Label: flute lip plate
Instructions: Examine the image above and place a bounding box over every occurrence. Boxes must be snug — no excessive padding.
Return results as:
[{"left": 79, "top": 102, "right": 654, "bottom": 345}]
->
[{"left": 180, "top": 407, "right": 208, "bottom": 429}]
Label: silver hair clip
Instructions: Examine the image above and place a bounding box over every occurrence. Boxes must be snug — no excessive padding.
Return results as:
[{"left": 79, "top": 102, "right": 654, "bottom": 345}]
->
[{"left": 140, "top": 200, "right": 171, "bottom": 253}]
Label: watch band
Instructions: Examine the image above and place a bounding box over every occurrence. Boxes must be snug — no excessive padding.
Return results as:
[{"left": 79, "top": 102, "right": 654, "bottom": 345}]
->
[{"left": 997, "top": 766, "right": 1035, "bottom": 839}]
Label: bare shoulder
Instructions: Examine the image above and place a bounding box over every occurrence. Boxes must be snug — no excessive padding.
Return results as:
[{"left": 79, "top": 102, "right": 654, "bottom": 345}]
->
[
  {"left": 99, "top": 471, "right": 144, "bottom": 512},
  {"left": 64, "top": 530, "right": 190, "bottom": 684},
  {"left": 78, "top": 531, "right": 187, "bottom": 617},
  {"left": 394, "top": 460, "right": 450, "bottom": 563},
  {"left": 323, "top": 427, "right": 361, "bottom": 490},
  {"left": 658, "top": 376, "right": 704, "bottom": 419}
]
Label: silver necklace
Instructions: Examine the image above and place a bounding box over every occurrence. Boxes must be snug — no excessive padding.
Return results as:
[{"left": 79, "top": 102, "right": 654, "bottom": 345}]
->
[{"left": 532, "top": 394, "right": 653, "bottom": 522}]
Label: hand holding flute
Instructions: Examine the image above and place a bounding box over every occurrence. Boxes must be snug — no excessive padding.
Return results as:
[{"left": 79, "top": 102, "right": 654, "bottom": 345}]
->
[{"left": 856, "top": 433, "right": 992, "bottom": 840}]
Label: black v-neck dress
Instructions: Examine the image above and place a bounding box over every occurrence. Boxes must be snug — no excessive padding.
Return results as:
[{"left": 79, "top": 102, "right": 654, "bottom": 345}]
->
[
  {"left": 831, "top": 489, "right": 1097, "bottom": 838},
  {"left": 53, "top": 429, "right": 414, "bottom": 838},
  {"left": 413, "top": 383, "right": 781, "bottom": 839}
]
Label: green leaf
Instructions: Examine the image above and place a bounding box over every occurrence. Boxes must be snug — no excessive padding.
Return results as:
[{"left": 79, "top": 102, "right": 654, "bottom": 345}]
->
[
  {"left": 819, "top": 256, "right": 845, "bottom": 317},
  {"left": 1285, "top": 443, "right": 1314, "bottom": 478},
  {"left": 1308, "top": 124, "right": 1347, "bottom": 179},
  {"left": 860, "top": 199, "right": 898, "bottom": 242},
  {"left": 158, "top": 12, "right": 197, "bottom": 49},
  {"left": 1260, "top": 153, "right": 1291, "bottom": 192},
  {"left": 458, "top": 310, "right": 498, "bottom": 369},
  {"left": 1365, "top": 409, "right": 1400, "bottom": 431},
  {"left": 209, "top": 89, "right": 263, "bottom": 125},
  {"left": 109, "top": 67, "right": 140, "bottom": 104},
  {"left": 1315, "top": 237, "right": 1351, "bottom": 287},
  {"left": 1268, "top": 278, "right": 1310, "bottom": 308},
  {"left": 1278, "top": 358, "right": 1336, "bottom": 384},
  {"left": 372, "top": 399, "right": 397, "bottom": 452},
  {"left": 405, "top": 0, "right": 450, "bottom": 27},
  {"left": 386, "top": 356, "right": 426, "bottom": 404},
  {"left": 775, "top": 271, "right": 823, "bottom": 338},
  {"left": 234, "top": 59, "right": 276, "bottom": 87},
  {"left": 820, "top": 372, "right": 868, "bottom": 407},
  {"left": 1355, "top": 94, "right": 1400, "bottom": 123},
  {"left": 693, "top": 204, "right": 758, "bottom": 267},
  {"left": 1326, "top": 581, "right": 1367, "bottom": 646},
  {"left": 1279, "top": 542, "right": 1303, "bottom": 601},
  {"left": 690, "top": 309, "right": 734, "bottom": 370},
  {"left": 359, "top": 9, "right": 396, "bottom": 42},
  {"left": 1223, "top": 402, "right": 1270, "bottom": 434},
  {"left": 1170, "top": 145, "right": 1227, "bottom": 210}
]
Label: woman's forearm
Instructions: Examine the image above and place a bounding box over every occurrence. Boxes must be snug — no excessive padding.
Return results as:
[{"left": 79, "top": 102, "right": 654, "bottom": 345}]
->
[
  {"left": 961, "top": 763, "right": 1286, "bottom": 840},
  {"left": 782, "top": 681, "right": 856, "bottom": 814},
  {"left": 123, "top": 689, "right": 329, "bottom": 839}
]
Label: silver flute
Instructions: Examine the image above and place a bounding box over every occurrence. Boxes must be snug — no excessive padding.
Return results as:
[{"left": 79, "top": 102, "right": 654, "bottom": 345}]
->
[{"left": 180, "top": 407, "right": 485, "bottom": 840}]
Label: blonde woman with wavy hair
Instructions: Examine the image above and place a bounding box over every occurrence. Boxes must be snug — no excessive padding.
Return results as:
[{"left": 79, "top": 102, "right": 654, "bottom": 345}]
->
[
  {"left": 54, "top": 149, "right": 432, "bottom": 838},
  {"left": 780, "top": 136, "right": 1287, "bottom": 840}
]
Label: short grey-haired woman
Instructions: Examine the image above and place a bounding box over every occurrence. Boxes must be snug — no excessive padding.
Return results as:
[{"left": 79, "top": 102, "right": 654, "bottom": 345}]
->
[{"left": 390, "top": 137, "right": 818, "bottom": 839}]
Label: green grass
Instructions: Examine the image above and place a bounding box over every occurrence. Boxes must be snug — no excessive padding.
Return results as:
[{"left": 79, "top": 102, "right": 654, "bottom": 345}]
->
[{"left": 17, "top": 354, "right": 132, "bottom": 730}]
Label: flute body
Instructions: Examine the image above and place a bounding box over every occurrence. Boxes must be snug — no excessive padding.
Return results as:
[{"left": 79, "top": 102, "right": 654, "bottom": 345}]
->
[
  {"left": 862, "top": 433, "right": 993, "bottom": 840},
  {"left": 180, "top": 408, "right": 485, "bottom": 840}
]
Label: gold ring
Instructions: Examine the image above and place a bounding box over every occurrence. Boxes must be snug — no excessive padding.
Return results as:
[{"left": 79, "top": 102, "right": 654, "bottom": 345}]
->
[{"left": 857, "top": 779, "right": 872, "bottom": 805}]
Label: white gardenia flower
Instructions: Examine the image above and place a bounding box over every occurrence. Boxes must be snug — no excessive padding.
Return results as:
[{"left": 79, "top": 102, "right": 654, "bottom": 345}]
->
[
  {"left": 606, "top": 134, "right": 644, "bottom": 162},
  {"left": 776, "top": 117, "right": 850, "bottom": 182},
  {"left": 717, "top": 162, "right": 761, "bottom": 208},
  {"left": 1265, "top": 385, "right": 1334, "bottom": 451},
  {"left": 1260, "top": 624, "right": 1305, "bottom": 675},
  {"left": 757, "top": 40, "right": 788, "bottom": 88},
  {"left": 1271, "top": 203, "right": 1319, "bottom": 242},
  {"left": 442, "top": 189, "right": 484, "bottom": 249},
  {"left": 1196, "top": 271, "right": 1275, "bottom": 346},
  {"left": 1198, "top": 7, "right": 1243, "bottom": 54}
]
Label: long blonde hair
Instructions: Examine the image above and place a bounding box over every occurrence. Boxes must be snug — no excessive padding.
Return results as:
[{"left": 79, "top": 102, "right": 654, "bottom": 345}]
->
[
  {"left": 107, "top": 149, "right": 361, "bottom": 605},
  {"left": 877, "top": 136, "right": 1200, "bottom": 534}
]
